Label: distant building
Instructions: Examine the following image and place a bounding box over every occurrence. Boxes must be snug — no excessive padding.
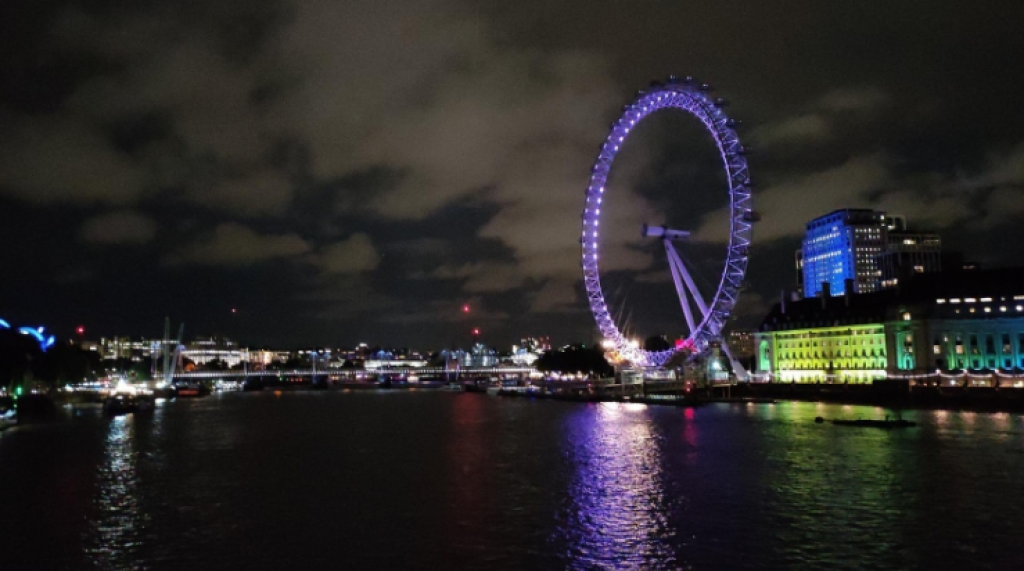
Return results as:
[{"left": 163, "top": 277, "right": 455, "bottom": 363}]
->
[
  {"left": 249, "top": 349, "right": 291, "bottom": 366},
  {"left": 876, "top": 229, "right": 943, "bottom": 288},
  {"left": 182, "top": 337, "right": 246, "bottom": 367},
  {"left": 727, "top": 330, "right": 756, "bottom": 360},
  {"left": 99, "top": 337, "right": 159, "bottom": 361},
  {"left": 510, "top": 339, "right": 545, "bottom": 366},
  {"left": 801, "top": 209, "right": 887, "bottom": 297},
  {"left": 469, "top": 343, "right": 499, "bottom": 367},
  {"left": 754, "top": 267, "right": 1024, "bottom": 384}
]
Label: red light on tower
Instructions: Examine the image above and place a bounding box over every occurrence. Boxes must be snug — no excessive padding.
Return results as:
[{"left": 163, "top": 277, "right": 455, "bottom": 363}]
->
[
  {"left": 76, "top": 326, "right": 85, "bottom": 335},
  {"left": 231, "top": 308, "right": 237, "bottom": 314},
  {"left": 472, "top": 328, "right": 480, "bottom": 336},
  {"left": 462, "top": 304, "right": 470, "bottom": 313}
]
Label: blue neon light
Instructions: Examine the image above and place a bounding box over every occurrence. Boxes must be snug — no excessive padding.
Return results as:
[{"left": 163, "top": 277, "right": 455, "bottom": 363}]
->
[
  {"left": 19, "top": 327, "right": 44, "bottom": 342},
  {"left": 0, "top": 318, "right": 9, "bottom": 329},
  {"left": 17, "top": 326, "right": 55, "bottom": 352}
]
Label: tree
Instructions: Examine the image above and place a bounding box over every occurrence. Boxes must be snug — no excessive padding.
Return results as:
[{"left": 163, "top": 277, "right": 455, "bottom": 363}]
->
[
  {"left": 203, "top": 358, "right": 229, "bottom": 371},
  {"left": 644, "top": 335, "right": 672, "bottom": 352},
  {"left": 535, "top": 345, "right": 613, "bottom": 376}
]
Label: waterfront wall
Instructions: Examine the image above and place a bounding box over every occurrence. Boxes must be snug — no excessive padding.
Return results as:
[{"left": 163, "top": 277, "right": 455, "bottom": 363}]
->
[{"left": 735, "top": 381, "right": 1024, "bottom": 411}]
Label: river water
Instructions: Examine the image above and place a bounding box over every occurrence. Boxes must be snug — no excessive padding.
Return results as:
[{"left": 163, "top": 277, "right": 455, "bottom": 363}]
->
[{"left": 2, "top": 391, "right": 1023, "bottom": 570}]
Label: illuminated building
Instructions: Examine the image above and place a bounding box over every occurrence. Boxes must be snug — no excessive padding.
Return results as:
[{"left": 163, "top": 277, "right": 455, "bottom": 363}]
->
[
  {"left": 249, "top": 349, "right": 291, "bottom": 366},
  {"left": 887, "top": 268, "right": 1024, "bottom": 374},
  {"left": 469, "top": 343, "right": 499, "bottom": 367},
  {"left": 510, "top": 337, "right": 549, "bottom": 366},
  {"left": 755, "top": 285, "right": 888, "bottom": 383},
  {"left": 99, "top": 337, "right": 160, "bottom": 361},
  {"left": 181, "top": 337, "right": 247, "bottom": 367},
  {"left": 802, "top": 209, "right": 957, "bottom": 297},
  {"left": 755, "top": 268, "right": 1024, "bottom": 382},
  {"left": 802, "top": 209, "right": 888, "bottom": 297}
]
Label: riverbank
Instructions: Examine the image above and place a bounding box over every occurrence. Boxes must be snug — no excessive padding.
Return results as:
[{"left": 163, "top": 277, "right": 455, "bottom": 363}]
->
[{"left": 732, "top": 381, "right": 1024, "bottom": 412}]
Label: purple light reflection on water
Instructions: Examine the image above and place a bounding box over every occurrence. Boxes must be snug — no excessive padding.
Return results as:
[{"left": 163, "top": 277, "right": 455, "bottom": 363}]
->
[{"left": 558, "top": 402, "right": 681, "bottom": 569}]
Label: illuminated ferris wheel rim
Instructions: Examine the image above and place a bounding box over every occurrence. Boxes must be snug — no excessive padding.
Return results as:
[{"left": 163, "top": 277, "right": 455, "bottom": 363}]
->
[{"left": 581, "top": 77, "right": 754, "bottom": 368}]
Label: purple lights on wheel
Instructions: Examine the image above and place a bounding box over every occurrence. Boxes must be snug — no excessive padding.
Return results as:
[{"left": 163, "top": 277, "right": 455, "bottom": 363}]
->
[{"left": 581, "top": 77, "right": 753, "bottom": 367}]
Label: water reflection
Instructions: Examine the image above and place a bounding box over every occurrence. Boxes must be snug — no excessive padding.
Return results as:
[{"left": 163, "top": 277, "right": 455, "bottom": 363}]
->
[
  {"left": 562, "top": 402, "right": 678, "bottom": 569},
  {"left": 84, "top": 415, "right": 146, "bottom": 570},
  {"left": 444, "top": 394, "right": 492, "bottom": 547}
]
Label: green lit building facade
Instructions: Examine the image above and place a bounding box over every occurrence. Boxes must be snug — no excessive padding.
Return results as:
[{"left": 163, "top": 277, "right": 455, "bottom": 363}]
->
[{"left": 755, "top": 268, "right": 1024, "bottom": 383}]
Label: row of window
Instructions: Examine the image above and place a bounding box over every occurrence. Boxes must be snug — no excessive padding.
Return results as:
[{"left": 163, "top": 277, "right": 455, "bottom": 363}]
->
[
  {"left": 775, "top": 360, "right": 887, "bottom": 370},
  {"left": 778, "top": 349, "right": 883, "bottom": 359}
]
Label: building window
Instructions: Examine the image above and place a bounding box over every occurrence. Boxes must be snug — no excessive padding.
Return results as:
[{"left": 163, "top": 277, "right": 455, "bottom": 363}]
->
[{"left": 902, "top": 312, "right": 911, "bottom": 321}]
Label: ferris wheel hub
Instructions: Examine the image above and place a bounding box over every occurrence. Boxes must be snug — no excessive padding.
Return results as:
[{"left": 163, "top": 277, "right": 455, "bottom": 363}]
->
[{"left": 642, "top": 224, "right": 690, "bottom": 241}]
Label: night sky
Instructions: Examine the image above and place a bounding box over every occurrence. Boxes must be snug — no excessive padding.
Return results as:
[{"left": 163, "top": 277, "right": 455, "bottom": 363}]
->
[{"left": 2, "top": 0, "right": 1023, "bottom": 350}]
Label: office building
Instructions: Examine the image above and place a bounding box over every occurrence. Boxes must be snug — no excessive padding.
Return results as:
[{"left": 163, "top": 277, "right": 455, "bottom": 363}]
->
[{"left": 801, "top": 209, "right": 887, "bottom": 297}]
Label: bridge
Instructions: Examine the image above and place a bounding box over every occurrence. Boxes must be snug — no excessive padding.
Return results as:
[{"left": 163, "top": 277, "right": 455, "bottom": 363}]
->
[{"left": 170, "top": 366, "right": 537, "bottom": 380}]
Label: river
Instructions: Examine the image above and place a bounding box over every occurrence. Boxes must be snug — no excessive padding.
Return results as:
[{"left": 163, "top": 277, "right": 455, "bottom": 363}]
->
[{"left": 2, "top": 390, "right": 1023, "bottom": 570}]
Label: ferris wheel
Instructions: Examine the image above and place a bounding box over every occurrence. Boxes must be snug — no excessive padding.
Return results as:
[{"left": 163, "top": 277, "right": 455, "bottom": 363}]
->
[{"left": 581, "top": 76, "right": 757, "bottom": 368}]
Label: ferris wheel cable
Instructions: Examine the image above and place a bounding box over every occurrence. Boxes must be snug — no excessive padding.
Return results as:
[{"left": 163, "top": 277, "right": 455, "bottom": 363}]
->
[{"left": 671, "top": 240, "right": 718, "bottom": 294}]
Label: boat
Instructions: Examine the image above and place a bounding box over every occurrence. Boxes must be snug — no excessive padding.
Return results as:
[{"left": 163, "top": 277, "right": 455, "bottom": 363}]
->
[
  {"left": 816, "top": 416, "right": 917, "bottom": 428},
  {"left": 0, "top": 402, "right": 16, "bottom": 431},
  {"left": 103, "top": 393, "right": 138, "bottom": 416},
  {"left": 102, "top": 393, "right": 154, "bottom": 416},
  {"left": 172, "top": 381, "right": 209, "bottom": 398}
]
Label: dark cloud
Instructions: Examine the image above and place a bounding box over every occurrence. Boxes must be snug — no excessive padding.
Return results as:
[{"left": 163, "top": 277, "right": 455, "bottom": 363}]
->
[
  {"left": 80, "top": 210, "right": 158, "bottom": 244},
  {"left": 165, "top": 222, "right": 309, "bottom": 267},
  {"left": 1, "top": 0, "right": 1023, "bottom": 348}
]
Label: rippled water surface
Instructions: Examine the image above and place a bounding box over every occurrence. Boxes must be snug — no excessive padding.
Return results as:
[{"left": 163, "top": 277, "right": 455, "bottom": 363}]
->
[{"left": 3, "top": 392, "right": 1024, "bottom": 570}]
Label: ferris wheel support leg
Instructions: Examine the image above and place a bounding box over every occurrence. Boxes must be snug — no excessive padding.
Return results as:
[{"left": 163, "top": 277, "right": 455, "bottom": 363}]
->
[
  {"left": 720, "top": 340, "right": 749, "bottom": 382},
  {"left": 666, "top": 239, "right": 697, "bottom": 334},
  {"left": 666, "top": 241, "right": 710, "bottom": 318}
]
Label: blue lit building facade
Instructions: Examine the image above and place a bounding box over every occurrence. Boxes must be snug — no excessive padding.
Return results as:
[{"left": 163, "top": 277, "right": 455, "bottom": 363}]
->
[{"left": 802, "top": 209, "right": 887, "bottom": 297}]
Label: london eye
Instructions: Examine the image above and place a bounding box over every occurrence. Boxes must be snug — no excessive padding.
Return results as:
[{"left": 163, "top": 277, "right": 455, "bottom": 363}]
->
[{"left": 581, "top": 76, "right": 757, "bottom": 368}]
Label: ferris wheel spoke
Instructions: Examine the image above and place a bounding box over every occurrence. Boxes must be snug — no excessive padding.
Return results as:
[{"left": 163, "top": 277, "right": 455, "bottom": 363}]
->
[
  {"left": 666, "top": 244, "right": 697, "bottom": 335},
  {"left": 665, "top": 240, "right": 710, "bottom": 318}
]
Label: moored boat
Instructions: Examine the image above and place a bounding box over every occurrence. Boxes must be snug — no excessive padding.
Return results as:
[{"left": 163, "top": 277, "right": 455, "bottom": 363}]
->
[
  {"left": 0, "top": 403, "right": 16, "bottom": 431},
  {"left": 816, "top": 416, "right": 917, "bottom": 428}
]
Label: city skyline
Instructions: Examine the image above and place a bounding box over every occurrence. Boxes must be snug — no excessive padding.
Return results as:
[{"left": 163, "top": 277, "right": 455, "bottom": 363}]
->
[{"left": 3, "top": 1, "right": 1024, "bottom": 349}]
